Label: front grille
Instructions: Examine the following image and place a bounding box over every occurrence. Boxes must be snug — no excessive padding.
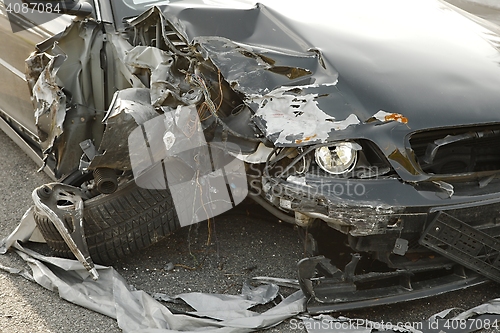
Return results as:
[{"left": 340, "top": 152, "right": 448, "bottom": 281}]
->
[{"left": 409, "top": 125, "right": 500, "bottom": 175}]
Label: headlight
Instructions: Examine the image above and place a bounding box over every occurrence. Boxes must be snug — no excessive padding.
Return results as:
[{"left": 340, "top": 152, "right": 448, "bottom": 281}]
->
[{"left": 315, "top": 142, "right": 359, "bottom": 175}]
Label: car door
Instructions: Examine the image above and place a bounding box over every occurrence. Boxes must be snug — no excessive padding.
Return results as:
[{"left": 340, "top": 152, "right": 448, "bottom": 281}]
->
[{"left": 0, "top": 0, "right": 71, "bottom": 140}]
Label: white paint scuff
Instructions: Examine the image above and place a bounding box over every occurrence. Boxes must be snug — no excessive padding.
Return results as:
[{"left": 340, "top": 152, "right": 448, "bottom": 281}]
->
[{"left": 250, "top": 86, "right": 360, "bottom": 145}]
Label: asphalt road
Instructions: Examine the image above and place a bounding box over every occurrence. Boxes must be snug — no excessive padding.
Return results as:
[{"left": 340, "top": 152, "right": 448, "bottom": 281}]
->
[{"left": 2, "top": 1, "right": 500, "bottom": 332}]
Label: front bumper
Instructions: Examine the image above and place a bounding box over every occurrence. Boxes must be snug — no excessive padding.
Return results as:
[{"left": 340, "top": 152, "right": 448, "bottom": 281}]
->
[
  {"left": 265, "top": 174, "right": 500, "bottom": 312},
  {"left": 264, "top": 175, "right": 500, "bottom": 240}
]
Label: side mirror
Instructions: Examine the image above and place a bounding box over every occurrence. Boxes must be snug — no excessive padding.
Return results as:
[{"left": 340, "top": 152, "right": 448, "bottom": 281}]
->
[{"left": 21, "top": 0, "right": 93, "bottom": 17}]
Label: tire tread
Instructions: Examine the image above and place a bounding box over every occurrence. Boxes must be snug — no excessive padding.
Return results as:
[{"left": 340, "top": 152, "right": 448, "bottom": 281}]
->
[{"left": 34, "top": 181, "right": 180, "bottom": 264}]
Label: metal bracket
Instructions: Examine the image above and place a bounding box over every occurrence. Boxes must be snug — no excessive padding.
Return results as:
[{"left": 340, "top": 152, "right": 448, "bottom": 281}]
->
[
  {"left": 79, "top": 139, "right": 97, "bottom": 171},
  {"left": 80, "top": 139, "right": 97, "bottom": 160},
  {"left": 32, "top": 183, "right": 98, "bottom": 280}
]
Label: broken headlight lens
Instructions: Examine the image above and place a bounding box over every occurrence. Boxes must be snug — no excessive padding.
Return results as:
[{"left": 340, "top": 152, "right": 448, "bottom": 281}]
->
[{"left": 315, "top": 142, "right": 359, "bottom": 175}]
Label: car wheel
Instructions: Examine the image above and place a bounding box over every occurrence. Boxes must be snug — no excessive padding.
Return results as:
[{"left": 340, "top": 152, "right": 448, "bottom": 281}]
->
[{"left": 34, "top": 178, "right": 181, "bottom": 264}]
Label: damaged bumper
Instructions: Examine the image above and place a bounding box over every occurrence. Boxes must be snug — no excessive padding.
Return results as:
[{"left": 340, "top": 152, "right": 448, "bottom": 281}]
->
[{"left": 266, "top": 175, "right": 500, "bottom": 240}]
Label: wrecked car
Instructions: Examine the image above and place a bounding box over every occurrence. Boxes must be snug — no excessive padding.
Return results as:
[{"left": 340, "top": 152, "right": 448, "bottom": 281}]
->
[{"left": 1, "top": 0, "right": 500, "bottom": 312}]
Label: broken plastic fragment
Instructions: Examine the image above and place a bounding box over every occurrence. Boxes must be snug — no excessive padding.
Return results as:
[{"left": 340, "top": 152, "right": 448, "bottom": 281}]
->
[
  {"left": 152, "top": 282, "right": 280, "bottom": 321},
  {"left": 433, "top": 180, "right": 455, "bottom": 198},
  {"left": 252, "top": 276, "right": 300, "bottom": 289},
  {"left": 0, "top": 207, "right": 44, "bottom": 255}
]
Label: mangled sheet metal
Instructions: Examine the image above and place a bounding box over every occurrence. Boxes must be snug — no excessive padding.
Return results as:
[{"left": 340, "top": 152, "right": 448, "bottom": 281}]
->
[
  {"left": 250, "top": 89, "right": 360, "bottom": 145},
  {"left": 88, "top": 88, "right": 159, "bottom": 171},
  {"left": 27, "top": 53, "right": 67, "bottom": 149},
  {"left": 125, "top": 6, "right": 363, "bottom": 148},
  {"left": 26, "top": 19, "right": 106, "bottom": 178},
  {"left": 25, "top": 2, "right": 415, "bottom": 176},
  {"left": 193, "top": 37, "right": 357, "bottom": 147}
]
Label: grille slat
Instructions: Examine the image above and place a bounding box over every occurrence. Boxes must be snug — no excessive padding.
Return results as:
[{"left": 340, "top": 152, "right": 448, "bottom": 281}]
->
[{"left": 410, "top": 125, "right": 500, "bottom": 175}]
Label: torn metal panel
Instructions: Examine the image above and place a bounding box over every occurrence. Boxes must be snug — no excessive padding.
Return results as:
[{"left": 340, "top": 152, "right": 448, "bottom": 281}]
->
[
  {"left": 106, "top": 33, "right": 146, "bottom": 89},
  {"left": 123, "top": 7, "right": 358, "bottom": 151},
  {"left": 195, "top": 37, "right": 320, "bottom": 95},
  {"left": 7, "top": 0, "right": 500, "bottom": 317},
  {"left": 25, "top": 19, "right": 109, "bottom": 178},
  {"left": 142, "top": 0, "right": 500, "bottom": 144},
  {"left": 89, "top": 88, "right": 159, "bottom": 171},
  {"left": 28, "top": 52, "right": 67, "bottom": 149},
  {"left": 123, "top": 46, "right": 204, "bottom": 107}
]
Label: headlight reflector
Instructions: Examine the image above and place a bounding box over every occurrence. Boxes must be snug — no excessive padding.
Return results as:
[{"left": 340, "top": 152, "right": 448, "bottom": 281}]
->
[{"left": 315, "top": 142, "right": 358, "bottom": 175}]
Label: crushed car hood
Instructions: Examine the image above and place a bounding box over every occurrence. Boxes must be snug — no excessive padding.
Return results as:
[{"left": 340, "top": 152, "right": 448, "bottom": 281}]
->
[{"left": 154, "top": 0, "right": 500, "bottom": 140}]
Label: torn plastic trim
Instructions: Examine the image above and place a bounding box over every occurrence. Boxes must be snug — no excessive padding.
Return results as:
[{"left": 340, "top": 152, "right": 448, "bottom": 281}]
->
[
  {"left": 263, "top": 176, "right": 406, "bottom": 236},
  {"left": 298, "top": 256, "right": 488, "bottom": 314},
  {"left": 420, "top": 211, "right": 500, "bottom": 284},
  {"left": 32, "top": 183, "right": 98, "bottom": 280}
]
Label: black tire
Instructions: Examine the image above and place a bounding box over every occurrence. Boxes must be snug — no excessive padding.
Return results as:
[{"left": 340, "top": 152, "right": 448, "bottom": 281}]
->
[{"left": 34, "top": 179, "right": 181, "bottom": 264}]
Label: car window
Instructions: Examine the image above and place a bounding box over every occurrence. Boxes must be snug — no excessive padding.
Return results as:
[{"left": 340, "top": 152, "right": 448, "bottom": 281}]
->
[
  {"left": 110, "top": 0, "right": 254, "bottom": 30},
  {"left": 110, "top": 0, "right": 170, "bottom": 30}
]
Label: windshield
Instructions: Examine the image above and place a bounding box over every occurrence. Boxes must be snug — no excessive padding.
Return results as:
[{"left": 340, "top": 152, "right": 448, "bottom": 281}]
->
[
  {"left": 111, "top": 0, "right": 171, "bottom": 29},
  {"left": 110, "top": 0, "right": 255, "bottom": 30}
]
